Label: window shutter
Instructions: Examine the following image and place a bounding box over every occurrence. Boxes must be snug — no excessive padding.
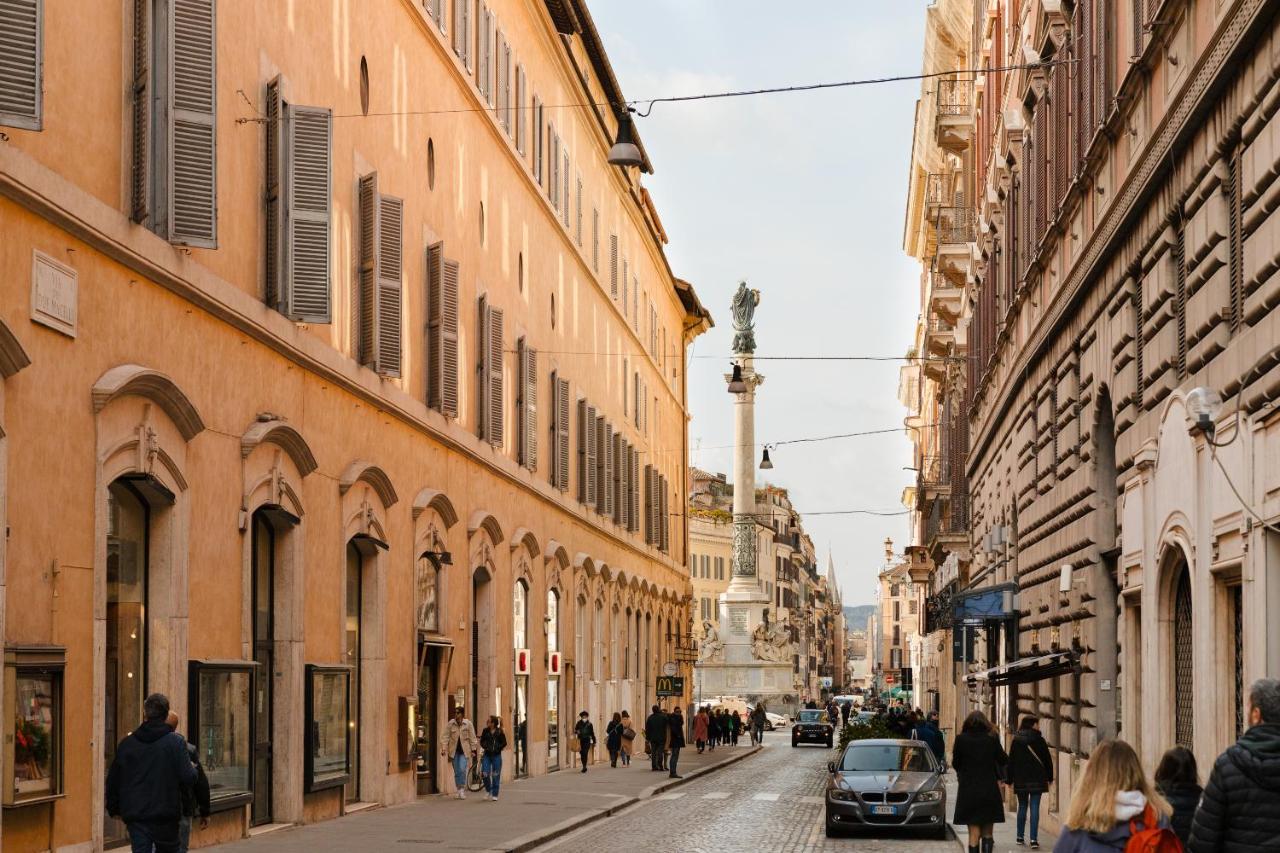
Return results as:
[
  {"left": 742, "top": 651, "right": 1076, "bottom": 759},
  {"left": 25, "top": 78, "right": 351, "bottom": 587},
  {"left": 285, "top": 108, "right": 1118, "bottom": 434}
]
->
[
  {"left": 660, "top": 476, "right": 669, "bottom": 552},
  {"left": 643, "top": 465, "right": 655, "bottom": 544},
  {"left": 442, "top": 258, "right": 460, "bottom": 416},
  {"left": 597, "top": 418, "right": 612, "bottom": 515},
  {"left": 487, "top": 304, "right": 504, "bottom": 445},
  {"left": 426, "top": 242, "right": 445, "bottom": 410},
  {"left": 0, "top": 0, "right": 42, "bottom": 130},
  {"left": 576, "top": 398, "right": 587, "bottom": 502},
  {"left": 585, "top": 405, "right": 598, "bottom": 505},
  {"left": 358, "top": 172, "right": 380, "bottom": 369},
  {"left": 264, "top": 78, "right": 284, "bottom": 308},
  {"left": 285, "top": 103, "right": 332, "bottom": 322},
  {"left": 130, "top": 0, "right": 151, "bottom": 221},
  {"left": 622, "top": 259, "right": 628, "bottom": 314},
  {"left": 376, "top": 194, "right": 403, "bottom": 377},
  {"left": 562, "top": 151, "right": 570, "bottom": 226},
  {"left": 592, "top": 209, "right": 599, "bottom": 271},
  {"left": 557, "top": 377, "right": 570, "bottom": 491},
  {"left": 576, "top": 175, "right": 583, "bottom": 245},
  {"left": 515, "top": 64, "right": 525, "bottom": 151},
  {"left": 612, "top": 432, "right": 624, "bottom": 525},
  {"left": 629, "top": 445, "right": 639, "bottom": 532},
  {"left": 168, "top": 0, "right": 217, "bottom": 246},
  {"left": 518, "top": 339, "right": 537, "bottom": 469},
  {"left": 609, "top": 234, "right": 618, "bottom": 297}
]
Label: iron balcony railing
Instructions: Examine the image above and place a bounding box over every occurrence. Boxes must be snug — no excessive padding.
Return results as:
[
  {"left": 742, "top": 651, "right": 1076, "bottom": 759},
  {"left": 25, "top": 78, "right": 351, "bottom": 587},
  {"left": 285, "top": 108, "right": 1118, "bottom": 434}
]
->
[
  {"left": 937, "top": 78, "right": 972, "bottom": 117},
  {"left": 935, "top": 206, "right": 976, "bottom": 244},
  {"left": 924, "top": 172, "right": 947, "bottom": 207}
]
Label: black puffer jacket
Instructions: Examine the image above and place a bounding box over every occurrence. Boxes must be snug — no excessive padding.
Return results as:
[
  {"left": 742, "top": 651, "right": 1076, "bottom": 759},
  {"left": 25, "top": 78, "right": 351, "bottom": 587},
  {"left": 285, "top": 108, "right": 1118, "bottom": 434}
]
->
[
  {"left": 1188, "top": 723, "right": 1280, "bottom": 852},
  {"left": 1008, "top": 728, "right": 1053, "bottom": 794},
  {"left": 105, "top": 719, "right": 196, "bottom": 824},
  {"left": 1156, "top": 781, "right": 1201, "bottom": 846}
]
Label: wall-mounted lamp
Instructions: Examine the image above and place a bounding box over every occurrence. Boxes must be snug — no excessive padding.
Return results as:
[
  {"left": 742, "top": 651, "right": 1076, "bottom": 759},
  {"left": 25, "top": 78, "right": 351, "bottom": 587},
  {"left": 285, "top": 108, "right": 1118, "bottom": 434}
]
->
[{"left": 1186, "top": 386, "right": 1224, "bottom": 437}]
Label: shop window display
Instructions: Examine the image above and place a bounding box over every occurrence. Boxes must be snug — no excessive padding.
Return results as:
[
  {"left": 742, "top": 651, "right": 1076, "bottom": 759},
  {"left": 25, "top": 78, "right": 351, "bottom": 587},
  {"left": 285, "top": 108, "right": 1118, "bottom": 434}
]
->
[
  {"left": 305, "top": 665, "right": 352, "bottom": 792},
  {"left": 4, "top": 646, "right": 64, "bottom": 806},
  {"left": 187, "top": 661, "right": 254, "bottom": 809}
]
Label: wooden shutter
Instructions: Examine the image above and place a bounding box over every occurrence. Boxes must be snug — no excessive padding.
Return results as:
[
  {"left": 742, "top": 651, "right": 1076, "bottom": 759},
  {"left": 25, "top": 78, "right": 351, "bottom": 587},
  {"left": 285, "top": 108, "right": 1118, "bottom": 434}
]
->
[
  {"left": 515, "top": 64, "right": 525, "bottom": 152},
  {"left": 452, "top": 0, "right": 463, "bottom": 56},
  {"left": 264, "top": 78, "right": 284, "bottom": 308},
  {"left": 377, "top": 194, "right": 404, "bottom": 377},
  {"left": 622, "top": 259, "right": 628, "bottom": 316},
  {"left": 592, "top": 209, "right": 599, "bottom": 271},
  {"left": 130, "top": 0, "right": 151, "bottom": 221},
  {"left": 629, "top": 445, "right": 639, "bottom": 532},
  {"left": 597, "top": 418, "right": 612, "bottom": 515},
  {"left": 643, "top": 465, "right": 655, "bottom": 544},
  {"left": 562, "top": 151, "right": 570, "bottom": 226},
  {"left": 426, "top": 242, "right": 445, "bottom": 410},
  {"left": 442, "top": 258, "right": 460, "bottom": 416},
  {"left": 610, "top": 234, "right": 618, "bottom": 297},
  {"left": 358, "top": 173, "right": 380, "bottom": 369},
  {"left": 576, "top": 175, "right": 583, "bottom": 245},
  {"left": 285, "top": 103, "right": 332, "bottom": 321},
  {"left": 487, "top": 303, "right": 504, "bottom": 444},
  {"left": 613, "top": 432, "right": 625, "bottom": 525},
  {"left": 168, "top": 0, "right": 218, "bottom": 246},
  {"left": 0, "top": 0, "right": 42, "bottom": 130},
  {"left": 518, "top": 339, "right": 537, "bottom": 469},
  {"left": 659, "top": 475, "right": 669, "bottom": 552},
  {"left": 556, "top": 376, "right": 570, "bottom": 490}
]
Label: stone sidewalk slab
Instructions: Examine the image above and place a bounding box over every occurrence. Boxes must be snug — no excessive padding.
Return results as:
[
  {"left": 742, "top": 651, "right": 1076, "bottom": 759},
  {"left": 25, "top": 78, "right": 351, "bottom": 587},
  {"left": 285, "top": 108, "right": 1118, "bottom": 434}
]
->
[
  {"left": 944, "top": 773, "right": 1059, "bottom": 852},
  {"left": 212, "top": 742, "right": 762, "bottom": 853}
]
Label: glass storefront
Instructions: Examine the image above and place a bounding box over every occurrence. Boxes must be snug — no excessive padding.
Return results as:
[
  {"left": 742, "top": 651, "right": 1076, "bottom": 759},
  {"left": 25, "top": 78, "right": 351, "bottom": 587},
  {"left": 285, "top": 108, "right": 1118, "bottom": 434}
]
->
[
  {"left": 305, "top": 665, "right": 352, "bottom": 792},
  {"left": 546, "top": 590, "right": 559, "bottom": 770},
  {"left": 4, "top": 647, "right": 64, "bottom": 806},
  {"left": 188, "top": 661, "right": 253, "bottom": 808}
]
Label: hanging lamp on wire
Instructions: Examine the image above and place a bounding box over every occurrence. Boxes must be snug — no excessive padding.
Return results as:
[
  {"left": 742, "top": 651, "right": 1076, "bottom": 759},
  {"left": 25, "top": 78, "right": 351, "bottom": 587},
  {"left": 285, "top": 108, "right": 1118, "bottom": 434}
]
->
[
  {"left": 607, "top": 108, "right": 644, "bottom": 168},
  {"left": 727, "top": 362, "right": 748, "bottom": 394},
  {"left": 759, "top": 446, "right": 774, "bottom": 469}
]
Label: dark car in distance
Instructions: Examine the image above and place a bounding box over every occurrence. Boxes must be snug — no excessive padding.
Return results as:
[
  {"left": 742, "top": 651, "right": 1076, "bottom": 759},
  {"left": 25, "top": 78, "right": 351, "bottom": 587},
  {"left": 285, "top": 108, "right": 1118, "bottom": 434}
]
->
[
  {"left": 791, "top": 709, "right": 834, "bottom": 748},
  {"left": 825, "top": 739, "right": 947, "bottom": 839}
]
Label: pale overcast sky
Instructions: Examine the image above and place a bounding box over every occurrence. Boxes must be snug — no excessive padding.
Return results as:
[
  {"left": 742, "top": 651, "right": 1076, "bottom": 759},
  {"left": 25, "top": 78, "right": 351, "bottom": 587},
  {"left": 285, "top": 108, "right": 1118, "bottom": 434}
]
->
[{"left": 593, "top": 2, "right": 928, "bottom": 607}]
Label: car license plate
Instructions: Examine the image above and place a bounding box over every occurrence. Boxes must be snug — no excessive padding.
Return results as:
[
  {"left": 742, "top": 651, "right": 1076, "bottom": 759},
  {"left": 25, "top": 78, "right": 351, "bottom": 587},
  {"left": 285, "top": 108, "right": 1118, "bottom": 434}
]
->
[{"left": 871, "top": 805, "right": 897, "bottom": 816}]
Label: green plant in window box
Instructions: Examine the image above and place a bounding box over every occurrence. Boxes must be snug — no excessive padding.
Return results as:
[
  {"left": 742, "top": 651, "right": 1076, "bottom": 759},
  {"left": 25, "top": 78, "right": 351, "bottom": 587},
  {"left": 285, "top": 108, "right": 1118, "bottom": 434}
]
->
[{"left": 14, "top": 714, "right": 51, "bottom": 780}]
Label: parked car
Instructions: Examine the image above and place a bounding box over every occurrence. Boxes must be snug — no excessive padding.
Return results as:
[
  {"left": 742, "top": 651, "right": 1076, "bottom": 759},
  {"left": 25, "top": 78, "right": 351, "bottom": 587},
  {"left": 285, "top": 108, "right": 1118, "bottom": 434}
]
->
[
  {"left": 792, "top": 709, "right": 834, "bottom": 747},
  {"left": 764, "top": 711, "right": 789, "bottom": 730},
  {"left": 824, "top": 739, "right": 947, "bottom": 839}
]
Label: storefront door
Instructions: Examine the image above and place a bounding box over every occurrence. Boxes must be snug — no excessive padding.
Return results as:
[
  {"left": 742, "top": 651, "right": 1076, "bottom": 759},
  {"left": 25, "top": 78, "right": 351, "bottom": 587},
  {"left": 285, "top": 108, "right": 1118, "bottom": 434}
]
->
[{"left": 416, "top": 640, "right": 439, "bottom": 795}]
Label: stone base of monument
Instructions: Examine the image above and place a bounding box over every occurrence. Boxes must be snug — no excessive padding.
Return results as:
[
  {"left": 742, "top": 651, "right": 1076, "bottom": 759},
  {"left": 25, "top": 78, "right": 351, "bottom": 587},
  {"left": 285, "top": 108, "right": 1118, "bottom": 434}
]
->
[{"left": 693, "top": 583, "right": 800, "bottom": 718}]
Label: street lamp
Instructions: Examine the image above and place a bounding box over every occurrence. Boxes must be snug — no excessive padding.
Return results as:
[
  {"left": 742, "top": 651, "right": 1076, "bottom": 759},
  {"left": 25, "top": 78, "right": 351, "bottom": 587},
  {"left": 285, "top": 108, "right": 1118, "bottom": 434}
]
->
[
  {"left": 607, "top": 110, "right": 644, "bottom": 168},
  {"left": 727, "top": 362, "right": 748, "bottom": 394},
  {"left": 759, "top": 446, "right": 774, "bottom": 469},
  {"left": 1186, "top": 386, "right": 1224, "bottom": 436}
]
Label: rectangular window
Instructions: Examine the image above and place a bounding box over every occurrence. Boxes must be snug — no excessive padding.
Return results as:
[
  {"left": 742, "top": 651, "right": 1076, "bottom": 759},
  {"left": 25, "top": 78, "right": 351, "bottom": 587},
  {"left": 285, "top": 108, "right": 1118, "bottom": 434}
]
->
[
  {"left": 265, "top": 79, "right": 332, "bottom": 322},
  {"left": 622, "top": 259, "right": 629, "bottom": 317},
  {"left": 562, "top": 151, "right": 571, "bottom": 227},
  {"left": 0, "top": 0, "right": 42, "bottom": 130},
  {"left": 909, "top": 600, "right": 918, "bottom": 615},
  {"left": 515, "top": 65, "right": 525, "bottom": 152},
  {"left": 305, "top": 665, "right": 352, "bottom": 792},
  {"left": 517, "top": 337, "right": 537, "bottom": 469},
  {"left": 3, "top": 645, "right": 64, "bottom": 806},
  {"left": 609, "top": 234, "right": 618, "bottom": 297},
  {"left": 532, "top": 95, "right": 543, "bottom": 182},
  {"left": 576, "top": 175, "right": 584, "bottom": 245},
  {"left": 425, "top": 244, "right": 460, "bottom": 417},
  {"left": 690, "top": 553, "right": 697, "bottom": 578},
  {"left": 131, "top": 0, "right": 218, "bottom": 246},
  {"left": 187, "top": 659, "right": 254, "bottom": 810},
  {"left": 357, "top": 174, "right": 403, "bottom": 377},
  {"left": 592, "top": 209, "right": 600, "bottom": 272},
  {"left": 477, "top": 295, "right": 505, "bottom": 445},
  {"left": 549, "top": 372, "right": 570, "bottom": 491}
]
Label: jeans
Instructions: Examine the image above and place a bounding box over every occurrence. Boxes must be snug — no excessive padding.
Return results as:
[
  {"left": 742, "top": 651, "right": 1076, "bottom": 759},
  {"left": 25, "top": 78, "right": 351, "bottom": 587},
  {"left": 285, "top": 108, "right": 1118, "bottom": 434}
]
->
[
  {"left": 452, "top": 750, "right": 469, "bottom": 790},
  {"left": 669, "top": 746, "right": 681, "bottom": 776},
  {"left": 1016, "top": 791, "right": 1042, "bottom": 841},
  {"left": 128, "top": 821, "right": 180, "bottom": 853},
  {"left": 481, "top": 753, "right": 502, "bottom": 797},
  {"left": 178, "top": 816, "right": 192, "bottom": 853},
  {"left": 752, "top": 724, "right": 764, "bottom": 744}
]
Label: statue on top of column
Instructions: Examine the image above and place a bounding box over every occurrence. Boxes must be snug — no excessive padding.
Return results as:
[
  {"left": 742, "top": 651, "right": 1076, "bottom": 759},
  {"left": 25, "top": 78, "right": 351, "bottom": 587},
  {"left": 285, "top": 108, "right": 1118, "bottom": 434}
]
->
[{"left": 730, "top": 281, "right": 760, "bottom": 354}]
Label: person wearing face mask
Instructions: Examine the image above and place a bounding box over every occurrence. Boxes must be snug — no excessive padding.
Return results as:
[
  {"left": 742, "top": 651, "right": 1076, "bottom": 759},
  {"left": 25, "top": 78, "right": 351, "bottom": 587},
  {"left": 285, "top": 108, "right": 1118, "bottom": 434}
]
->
[{"left": 1189, "top": 677, "right": 1280, "bottom": 852}]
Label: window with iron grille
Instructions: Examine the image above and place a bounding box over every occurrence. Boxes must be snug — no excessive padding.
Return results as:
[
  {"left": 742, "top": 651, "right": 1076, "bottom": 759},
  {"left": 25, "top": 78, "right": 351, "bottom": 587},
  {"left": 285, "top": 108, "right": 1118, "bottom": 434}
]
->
[
  {"left": 1232, "top": 583, "right": 1244, "bottom": 738},
  {"left": 1173, "top": 565, "right": 1194, "bottom": 748}
]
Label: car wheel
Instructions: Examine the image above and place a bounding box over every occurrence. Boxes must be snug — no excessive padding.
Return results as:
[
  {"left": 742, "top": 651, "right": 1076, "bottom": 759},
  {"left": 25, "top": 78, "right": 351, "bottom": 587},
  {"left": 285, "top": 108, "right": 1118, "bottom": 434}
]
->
[
  {"left": 826, "top": 737, "right": 833, "bottom": 748},
  {"left": 791, "top": 739, "right": 798, "bottom": 748}
]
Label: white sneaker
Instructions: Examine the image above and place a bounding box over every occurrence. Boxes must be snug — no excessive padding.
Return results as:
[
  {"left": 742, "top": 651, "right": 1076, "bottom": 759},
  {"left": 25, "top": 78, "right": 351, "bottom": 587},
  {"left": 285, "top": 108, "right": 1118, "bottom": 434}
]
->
[
  {"left": 460, "top": 789, "right": 467, "bottom": 799},
  {"left": 455, "top": 790, "right": 463, "bottom": 800},
  {"left": 491, "top": 794, "right": 499, "bottom": 802}
]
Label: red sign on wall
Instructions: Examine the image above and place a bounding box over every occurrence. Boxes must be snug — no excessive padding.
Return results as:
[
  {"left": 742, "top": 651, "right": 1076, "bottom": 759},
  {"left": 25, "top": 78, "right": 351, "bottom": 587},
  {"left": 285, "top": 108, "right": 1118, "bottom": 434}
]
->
[
  {"left": 547, "top": 651, "right": 561, "bottom": 676},
  {"left": 515, "top": 648, "right": 530, "bottom": 675}
]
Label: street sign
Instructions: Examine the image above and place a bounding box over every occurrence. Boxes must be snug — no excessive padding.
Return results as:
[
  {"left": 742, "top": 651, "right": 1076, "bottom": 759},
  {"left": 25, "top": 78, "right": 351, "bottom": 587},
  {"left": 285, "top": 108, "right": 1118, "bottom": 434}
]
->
[
  {"left": 662, "top": 661, "right": 678, "bottom": 677},
  {"left": 884, "top": 673, "right": 895, "bottom": 685},
  {"left": 656, "top": 675, "right": 684, "bottom": 697}
]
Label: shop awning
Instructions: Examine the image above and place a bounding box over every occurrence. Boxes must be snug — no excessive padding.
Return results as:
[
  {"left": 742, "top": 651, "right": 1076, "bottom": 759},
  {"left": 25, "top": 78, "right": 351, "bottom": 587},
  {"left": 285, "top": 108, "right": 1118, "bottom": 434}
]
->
[{"left": 965, "top": 650, "right": 1080, "bottom": 687}]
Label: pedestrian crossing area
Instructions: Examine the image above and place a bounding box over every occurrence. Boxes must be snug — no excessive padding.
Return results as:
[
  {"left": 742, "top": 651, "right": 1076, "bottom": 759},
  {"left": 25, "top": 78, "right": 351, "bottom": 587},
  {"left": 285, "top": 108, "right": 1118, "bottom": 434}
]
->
[{"left": 650, "top": 791, "right": 825, "bottom": 805}]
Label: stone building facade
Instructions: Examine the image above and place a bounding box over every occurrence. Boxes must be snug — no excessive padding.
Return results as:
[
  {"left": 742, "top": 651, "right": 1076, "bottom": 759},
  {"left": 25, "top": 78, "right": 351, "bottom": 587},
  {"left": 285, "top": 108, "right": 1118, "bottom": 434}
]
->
[
  {"left": 905, "top": 0, "right": 1280, "bottom": 825},
  {"left": 0, "top": 0, "right": 710, "bottom": 849}
]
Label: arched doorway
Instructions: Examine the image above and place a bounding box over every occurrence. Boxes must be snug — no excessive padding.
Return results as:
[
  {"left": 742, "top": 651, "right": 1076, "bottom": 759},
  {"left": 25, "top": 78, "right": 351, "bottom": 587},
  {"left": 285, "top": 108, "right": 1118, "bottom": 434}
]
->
[
  {"left": 251, "top": 511, "right": 275, "bottom": 825},
  {"left": 343, "top": 541, "right": 364, "bottom": 803},
  {"left": 1171, "top": 558, "right": 1194, "bottom": 748},
  {"left": 472, "top": 567, "right": 493, "bottom": 726},
  {"left": 512, "top": 579, "right": 529, "bottom": 778}
]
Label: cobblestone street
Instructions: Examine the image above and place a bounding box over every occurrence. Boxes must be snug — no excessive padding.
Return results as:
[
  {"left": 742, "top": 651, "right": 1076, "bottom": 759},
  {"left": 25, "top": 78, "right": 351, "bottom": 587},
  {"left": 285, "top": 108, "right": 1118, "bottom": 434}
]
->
[{"left": 536, "top": 733, "right": 956, "bottom": 853}]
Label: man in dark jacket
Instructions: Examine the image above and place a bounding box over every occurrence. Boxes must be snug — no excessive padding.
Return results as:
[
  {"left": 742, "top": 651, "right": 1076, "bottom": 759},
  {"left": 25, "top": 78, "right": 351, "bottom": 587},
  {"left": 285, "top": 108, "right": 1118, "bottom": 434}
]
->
[
  {"left": 667, "top": 706, "right": 686, "bottom": 779},
  {"left": 1190, "top": 678, "right": 1280, "bottom": 852},
  {"left": 166, "top": 712, "right": 210, "bottom": 853},
  {"left": 106, "top": 693, "right": 196, "bottom": 853},
  {"left": 644, "top": 705, "right": 668, "bottom": 771},
  {"left": 913, "top": 711, "right": 947, "bottom": 767}
]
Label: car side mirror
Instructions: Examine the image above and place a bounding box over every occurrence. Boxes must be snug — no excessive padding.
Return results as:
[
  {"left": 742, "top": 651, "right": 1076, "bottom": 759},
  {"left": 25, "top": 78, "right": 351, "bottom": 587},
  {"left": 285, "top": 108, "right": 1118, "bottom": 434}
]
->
[{"left": 827, "top": 761, "right": 836, "bottom": 773}]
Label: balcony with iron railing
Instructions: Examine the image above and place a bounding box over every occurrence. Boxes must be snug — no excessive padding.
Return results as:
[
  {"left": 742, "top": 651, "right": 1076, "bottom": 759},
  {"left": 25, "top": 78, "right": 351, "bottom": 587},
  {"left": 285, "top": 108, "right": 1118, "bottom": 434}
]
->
[
  {"left": 929, "top": 264, "right": 963, "bottom": 324},
  {"left": 935, "top": 77, "right": 973, "bottom": 152},
  {"left": 915, "top": 454, "right": 951, "bottom": 510},
  {"left": 923, "top": 311, "right": 956, "bottom": 356}
]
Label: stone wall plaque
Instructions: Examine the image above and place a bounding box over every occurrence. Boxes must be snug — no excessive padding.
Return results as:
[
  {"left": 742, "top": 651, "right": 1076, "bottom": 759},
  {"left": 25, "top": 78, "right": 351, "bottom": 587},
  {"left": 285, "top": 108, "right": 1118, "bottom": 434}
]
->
[
  {"left": 31, "top": 250, "right": 78, "bottom": 338},
  {"left": 729, "top": 609, "right": 748, "bottom": 636}
]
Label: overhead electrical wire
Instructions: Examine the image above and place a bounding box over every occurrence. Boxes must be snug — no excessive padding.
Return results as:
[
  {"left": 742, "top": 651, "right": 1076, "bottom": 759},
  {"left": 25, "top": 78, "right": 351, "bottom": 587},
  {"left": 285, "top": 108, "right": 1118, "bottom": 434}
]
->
[{"left": 236, "top": 58, "right": 1076, "bottom": 125}]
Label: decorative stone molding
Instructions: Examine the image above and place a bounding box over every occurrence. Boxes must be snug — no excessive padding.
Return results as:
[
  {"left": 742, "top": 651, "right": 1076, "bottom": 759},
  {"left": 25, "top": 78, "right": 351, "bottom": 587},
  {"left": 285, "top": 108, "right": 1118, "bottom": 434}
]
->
[
  {"left": 240, "top": 417, "right": 318, "bottom": 476},
  {"left": 467, "top": 509, "right": 504, "bottom": 545},
  {"left": 510, "top": 527, "right": 540, "bottom": 560},
  {"left": 91, "top": 364, "right": 205, "bottom": 440},
  {"left": 0, "top": 319, "right": 31, "bottom": 378},
  {"left": 338, "top": 460, "right": 398, "bottom": 507},
  {"left": 543, "top": 539, "right": 570, "bottom": 569},
  {"left": 411, "top": 488, "right": 459, "bottom": 527},
  {"left": 573, "top": 552, "right": 597, "bottom": 576}
]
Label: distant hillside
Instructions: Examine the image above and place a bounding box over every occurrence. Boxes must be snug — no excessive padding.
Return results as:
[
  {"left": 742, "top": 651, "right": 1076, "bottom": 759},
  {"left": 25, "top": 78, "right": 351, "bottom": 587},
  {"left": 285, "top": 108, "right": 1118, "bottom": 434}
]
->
[{"left": 843, "top": 604, "right": 875, "bottom": 629}]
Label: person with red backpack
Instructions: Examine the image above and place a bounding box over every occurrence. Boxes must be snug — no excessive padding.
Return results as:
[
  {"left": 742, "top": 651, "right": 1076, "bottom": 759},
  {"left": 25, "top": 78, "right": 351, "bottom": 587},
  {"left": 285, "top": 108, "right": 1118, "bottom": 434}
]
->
[{"left": 1052, "top": 739, "right": 1182, "bottom": 852}]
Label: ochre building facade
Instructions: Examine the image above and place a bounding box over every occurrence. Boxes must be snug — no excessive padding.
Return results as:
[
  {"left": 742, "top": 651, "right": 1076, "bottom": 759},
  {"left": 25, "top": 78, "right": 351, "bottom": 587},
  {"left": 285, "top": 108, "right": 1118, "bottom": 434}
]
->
[{"left": 0, "top": 0, "right": 710, "bottom": 849}]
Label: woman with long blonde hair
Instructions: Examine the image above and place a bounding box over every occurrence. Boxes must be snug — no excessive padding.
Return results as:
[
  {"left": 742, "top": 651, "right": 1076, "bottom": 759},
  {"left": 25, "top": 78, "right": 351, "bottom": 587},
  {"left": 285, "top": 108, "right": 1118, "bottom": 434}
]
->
[{"left": 1053, "top": 739, "right": 1177, "bottom": 852}]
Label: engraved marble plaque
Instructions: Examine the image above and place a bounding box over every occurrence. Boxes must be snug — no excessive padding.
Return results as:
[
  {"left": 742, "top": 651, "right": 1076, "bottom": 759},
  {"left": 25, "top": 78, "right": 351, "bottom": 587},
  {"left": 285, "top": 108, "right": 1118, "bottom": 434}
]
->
[
  {"left": 729, "top": 609, "right": 748, "bottom": 636},
  {"left": 31, "top": 250, "right": 78, "bottom": 338}
]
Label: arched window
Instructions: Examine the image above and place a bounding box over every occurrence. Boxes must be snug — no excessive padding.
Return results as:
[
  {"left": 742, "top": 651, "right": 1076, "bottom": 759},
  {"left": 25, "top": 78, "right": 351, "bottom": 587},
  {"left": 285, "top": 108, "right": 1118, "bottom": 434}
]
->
[
  {"left": 1173, "top": 564, "right": 1194, "bottom": 748},
  {"left": 416, "top": 554, "right": 440, "bottom": 633},
  {"left": 610, "top": 606, "right": 620, "bottom": 680},
  {"left": 592, "top": 601, "right": 604, "bottom": 682}
]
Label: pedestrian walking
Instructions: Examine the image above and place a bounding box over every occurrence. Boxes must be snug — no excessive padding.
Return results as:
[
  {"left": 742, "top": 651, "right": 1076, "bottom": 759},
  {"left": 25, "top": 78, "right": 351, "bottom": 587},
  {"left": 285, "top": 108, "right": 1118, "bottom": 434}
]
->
[
  {"left": 478, "top": 716, "right": 507, "bottom": 801},
  {"left": 730, "top": 710, "right": 742, "bottom": 745},
  {"left": 443, "top": 705, "right": 479, "bottom": 799},
  {"left": 606, "top": 712, "right": 624, "bottom": 767},
  {"left": 1053, "top": 739, "right": 1177, "bottom": 852},
  {"left": 826, "top": 700, "right": 839, "bottom": 726},
  {"left": 750, "top": 704, "right": 766, "bottom": 746},
  {"left": 619, "top": 710, "right": 635, "bottom": 766},
  {"left": 707, "top": 708, "right": 719, "bottom": 750},
  {"left": 913, "top": 711, "right": 947, "bottom": 769},
  {"left": 951, "top": 710, "right": 1009, "bottom": 853},
  {"left": 1008, "top": 715, "right": 1053, "bottom": 848},
  {"left": 645, "top": 705, "right": 668, "bottom": 771},
  {"left": 1153, "top": 746, "right": 1201, "bottom": 846},
  {"left": 1189, "top": 677, "right": 1280, "bottom": 852},
  {"left": 574, "top": 711, "right": 596, "bottom": 773},
  {"left": 105, "top": 693, "right": 197, "bottom": 853},
  {"left": 165, "top": 713, "right": 209, "bottom": 853},
  {"left": 693, "top": 706, "right": 709, "bottom": 754},
  {"left": 667, "top": 706, "right": 686, "bottom": 779},
  {"left": 840, "top": 701, "right": 851, "bottom": 728}
]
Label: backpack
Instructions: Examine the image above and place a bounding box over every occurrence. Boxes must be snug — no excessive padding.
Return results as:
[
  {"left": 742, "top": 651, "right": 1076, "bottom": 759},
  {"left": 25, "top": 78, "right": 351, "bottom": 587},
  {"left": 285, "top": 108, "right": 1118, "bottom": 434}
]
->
[{"left": 1124, "top": 805, "right": 1183, "bottom": 853}]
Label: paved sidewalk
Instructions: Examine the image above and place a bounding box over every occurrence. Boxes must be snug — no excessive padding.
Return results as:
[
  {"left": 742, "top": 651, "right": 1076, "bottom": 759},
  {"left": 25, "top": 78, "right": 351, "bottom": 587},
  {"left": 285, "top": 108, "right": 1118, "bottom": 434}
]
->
[
  {"left": 214, "top": 740, "right": 761, "bottom": 853},
  {"left": 944, "top": 774, "right": 1059, "bottom": 852}
]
